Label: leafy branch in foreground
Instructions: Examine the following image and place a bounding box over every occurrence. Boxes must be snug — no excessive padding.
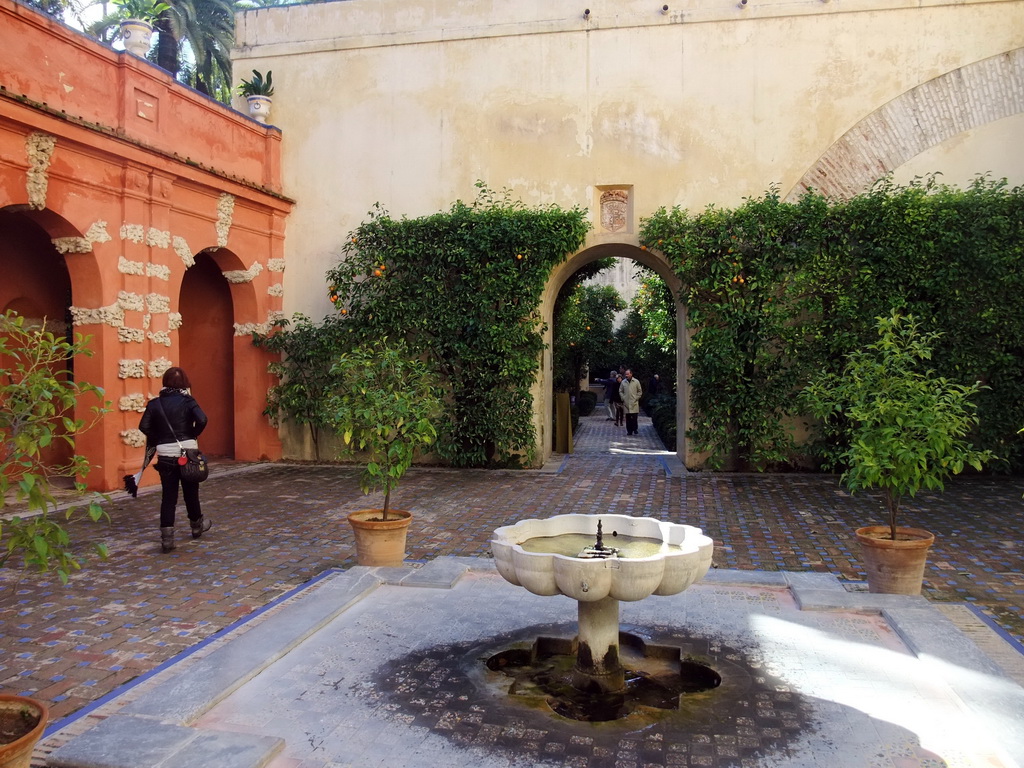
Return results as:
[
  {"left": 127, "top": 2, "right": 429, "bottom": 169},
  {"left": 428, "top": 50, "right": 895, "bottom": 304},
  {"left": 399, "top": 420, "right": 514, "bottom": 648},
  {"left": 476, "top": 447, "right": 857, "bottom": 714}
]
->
[{"left": 0, "top": 311, "right": 111, "bottom": 583}]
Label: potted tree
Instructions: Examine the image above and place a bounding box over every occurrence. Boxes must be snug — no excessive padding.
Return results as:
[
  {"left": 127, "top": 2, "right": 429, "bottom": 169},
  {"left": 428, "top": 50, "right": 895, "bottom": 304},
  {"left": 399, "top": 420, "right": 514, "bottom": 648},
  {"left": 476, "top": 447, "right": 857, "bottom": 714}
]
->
[
  {"left": 803, "top": 311, "right": 993, "bottom": 594},
  {"left": 112, "top": 0, "right": 170, "bottom": 57},
  {"left": 0, "top": 695, "right": 47, "bottom": 768},
  {"left": 328, "top": 338, "right": 440, "bottom": 567},
  {"left": 238, "top": 70, "right": 274, "bottom": 124},
  {"left": 1, "top": 311, "right": 110, "bottom": 764}
]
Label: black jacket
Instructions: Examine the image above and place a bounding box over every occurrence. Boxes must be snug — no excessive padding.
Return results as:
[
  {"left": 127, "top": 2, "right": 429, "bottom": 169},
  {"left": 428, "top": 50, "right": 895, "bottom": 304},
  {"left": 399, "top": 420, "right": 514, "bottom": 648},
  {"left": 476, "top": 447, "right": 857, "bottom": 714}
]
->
[{"left": 138, "top": 390, "right": 208, "bottom": 447}]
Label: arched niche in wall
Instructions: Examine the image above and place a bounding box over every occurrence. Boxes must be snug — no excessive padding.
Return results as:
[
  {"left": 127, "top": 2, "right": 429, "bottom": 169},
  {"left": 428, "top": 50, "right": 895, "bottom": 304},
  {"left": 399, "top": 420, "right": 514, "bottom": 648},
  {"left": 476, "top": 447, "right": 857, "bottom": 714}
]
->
[{"left": 178, "top": 248, "right": 236, "bottom": 458}]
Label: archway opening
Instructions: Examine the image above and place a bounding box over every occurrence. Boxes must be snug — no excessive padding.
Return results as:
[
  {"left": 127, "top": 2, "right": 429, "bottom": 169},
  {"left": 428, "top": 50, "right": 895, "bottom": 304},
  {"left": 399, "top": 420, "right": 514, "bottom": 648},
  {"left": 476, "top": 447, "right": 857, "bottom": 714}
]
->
[
  {"left": 0, "top": 207, "right": 75, "bottom": 475},
  {"left": 179, "top": 251, "right": 235, "bottom": 458},
  {"left": 538, "top": 243, "right": 687, "bottom": 466}
]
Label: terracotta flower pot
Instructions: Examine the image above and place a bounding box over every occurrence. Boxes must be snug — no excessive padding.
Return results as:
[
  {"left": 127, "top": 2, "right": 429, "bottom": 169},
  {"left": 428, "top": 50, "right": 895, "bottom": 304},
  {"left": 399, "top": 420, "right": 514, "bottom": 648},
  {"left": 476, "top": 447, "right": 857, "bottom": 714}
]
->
[
  {"left": 855, "top": 525, "right": 935, "bottom": 595},
  {"left": 347, "top": 509, "right": 412, "bottom": 567},
  {"left": 0, "top": 694, "right": 47, "bottom": 768}
]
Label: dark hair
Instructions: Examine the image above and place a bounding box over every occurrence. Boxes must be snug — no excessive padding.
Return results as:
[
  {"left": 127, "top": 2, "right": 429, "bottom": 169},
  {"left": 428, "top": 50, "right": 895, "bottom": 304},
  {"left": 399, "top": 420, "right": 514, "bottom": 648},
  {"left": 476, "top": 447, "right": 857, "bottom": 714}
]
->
[{"left": 162, "top": 367, "right": 191, "bottom": 389}]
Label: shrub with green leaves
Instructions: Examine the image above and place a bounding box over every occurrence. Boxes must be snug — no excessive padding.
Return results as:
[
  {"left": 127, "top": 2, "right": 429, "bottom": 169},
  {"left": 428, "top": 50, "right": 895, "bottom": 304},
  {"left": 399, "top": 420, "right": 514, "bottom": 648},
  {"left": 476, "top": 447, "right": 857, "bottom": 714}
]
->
[
  {"left": 802, "top": 312, "right": 994, "bottom": 537},
  {"left": 641, "top": 177, "right": 1024, "bottom": 472},
  {"left": 326, "top": 185, "right": 589, "bottom": 468},
  {"left": 252, "top": 313, "right": 348, "bottom": 460},
  {"left": 0, "top": 311, "right": 110, "bottom": 583}
]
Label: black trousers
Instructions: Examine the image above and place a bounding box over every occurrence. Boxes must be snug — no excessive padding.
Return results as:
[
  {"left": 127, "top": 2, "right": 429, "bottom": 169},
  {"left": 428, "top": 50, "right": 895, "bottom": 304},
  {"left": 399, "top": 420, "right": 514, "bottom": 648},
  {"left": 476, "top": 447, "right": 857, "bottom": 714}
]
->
[
  {"left": 625, "top": 412, "right": 639, "bottom": 434},
  {"left": 155, "top": 457, "right": 202, "bottom": 528}
]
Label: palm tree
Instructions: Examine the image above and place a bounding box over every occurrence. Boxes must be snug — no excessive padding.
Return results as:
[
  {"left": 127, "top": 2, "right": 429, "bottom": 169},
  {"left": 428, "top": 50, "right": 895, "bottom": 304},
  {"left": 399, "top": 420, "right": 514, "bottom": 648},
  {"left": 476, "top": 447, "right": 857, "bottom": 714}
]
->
[{"left": 159, "top": 0, "right": 236, "bottom": 95}]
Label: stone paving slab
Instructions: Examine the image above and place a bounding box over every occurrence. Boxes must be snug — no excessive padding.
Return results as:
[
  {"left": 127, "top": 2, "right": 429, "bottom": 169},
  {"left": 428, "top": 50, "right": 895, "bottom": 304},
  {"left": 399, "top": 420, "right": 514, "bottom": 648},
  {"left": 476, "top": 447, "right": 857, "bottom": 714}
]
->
[{"left": 46, "top": 559, "right": 1024, "bottom": 768}]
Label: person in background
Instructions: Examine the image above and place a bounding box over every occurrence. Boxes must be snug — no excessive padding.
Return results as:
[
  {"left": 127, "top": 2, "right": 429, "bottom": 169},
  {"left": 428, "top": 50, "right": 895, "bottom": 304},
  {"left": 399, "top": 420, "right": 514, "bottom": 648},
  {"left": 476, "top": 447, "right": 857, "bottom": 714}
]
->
[
  {"left": 619, "top": 368, "right": 643, "bottom": 436},
  {"left": 138, "top": 367, "right": 212, "bottom": 553},
  {"left": 597, "top": 369, "right": 619, "bottom": 420},
  {"left": 611, "top": 374, "right": 625, "bottom": 427},
  {"left": 647, "top": 373, "right": 661, "bottom": 398}
]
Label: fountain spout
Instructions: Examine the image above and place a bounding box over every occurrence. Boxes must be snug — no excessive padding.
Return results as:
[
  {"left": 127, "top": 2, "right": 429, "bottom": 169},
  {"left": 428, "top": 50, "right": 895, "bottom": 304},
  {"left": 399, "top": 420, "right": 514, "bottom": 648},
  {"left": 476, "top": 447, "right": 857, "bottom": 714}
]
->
[{"left": 578, "top": 520, "right": 620, "bottom": 559}]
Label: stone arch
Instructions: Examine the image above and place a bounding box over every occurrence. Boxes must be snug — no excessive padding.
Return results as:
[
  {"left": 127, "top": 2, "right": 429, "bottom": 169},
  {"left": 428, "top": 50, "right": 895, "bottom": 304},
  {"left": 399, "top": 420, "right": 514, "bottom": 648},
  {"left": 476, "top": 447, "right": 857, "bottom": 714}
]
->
[
  {"left": 0, "top": 205, "right": 97, "bottom": 471},
  {"left": 535, "top": 243, "right": 694, "bottom": 467},
  {"left": 787, "top": 48, "right": 1024, "bottom": 201}
]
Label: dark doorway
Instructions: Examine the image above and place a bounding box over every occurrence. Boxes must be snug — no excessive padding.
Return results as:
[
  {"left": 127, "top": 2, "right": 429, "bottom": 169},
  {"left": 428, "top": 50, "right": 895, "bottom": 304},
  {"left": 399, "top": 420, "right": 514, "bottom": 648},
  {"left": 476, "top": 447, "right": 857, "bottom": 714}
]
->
[
  {"left": 0, "top": 209, "right": 74, "bottom": 471},
  {"left": 178, "top": 252, "right": 235, "bottom": 457}
]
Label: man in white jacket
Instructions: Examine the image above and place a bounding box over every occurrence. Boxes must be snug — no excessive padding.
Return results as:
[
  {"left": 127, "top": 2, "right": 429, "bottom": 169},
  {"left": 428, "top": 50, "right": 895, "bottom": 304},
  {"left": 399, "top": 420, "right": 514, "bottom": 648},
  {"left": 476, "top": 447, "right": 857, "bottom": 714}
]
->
[{"left": 619, "top": 369, "right": 643, "bottom": 436}]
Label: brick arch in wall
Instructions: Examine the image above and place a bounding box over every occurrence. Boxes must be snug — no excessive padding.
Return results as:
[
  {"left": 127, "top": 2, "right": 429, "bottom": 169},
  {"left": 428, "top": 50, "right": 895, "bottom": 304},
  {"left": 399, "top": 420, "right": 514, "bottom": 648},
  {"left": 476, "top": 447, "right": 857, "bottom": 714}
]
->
[{"left": 787, "top": 48, "right": 1024, "bottom": 202}]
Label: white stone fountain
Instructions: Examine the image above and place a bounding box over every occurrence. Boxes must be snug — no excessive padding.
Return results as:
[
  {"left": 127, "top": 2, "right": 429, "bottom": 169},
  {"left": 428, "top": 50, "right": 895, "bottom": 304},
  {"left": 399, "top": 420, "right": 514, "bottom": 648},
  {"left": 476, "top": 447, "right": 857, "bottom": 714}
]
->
[{"left": 491, "top": 514, "right": 713, "bottom": 694}]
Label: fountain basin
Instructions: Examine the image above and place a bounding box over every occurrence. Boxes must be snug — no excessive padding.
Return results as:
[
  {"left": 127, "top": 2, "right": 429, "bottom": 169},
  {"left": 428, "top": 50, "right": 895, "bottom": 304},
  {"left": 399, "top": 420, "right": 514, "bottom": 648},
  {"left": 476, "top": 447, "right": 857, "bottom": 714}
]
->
[{"left": 491, "top": 514, "right": 713, "bottom": 602}]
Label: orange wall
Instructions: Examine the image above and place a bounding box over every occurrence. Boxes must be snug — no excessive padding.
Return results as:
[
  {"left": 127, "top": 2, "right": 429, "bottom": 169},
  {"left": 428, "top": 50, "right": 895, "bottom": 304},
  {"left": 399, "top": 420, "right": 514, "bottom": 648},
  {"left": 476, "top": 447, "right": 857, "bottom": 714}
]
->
[{"left": 0, "top": 0, "right": 293, "bottom": 490}]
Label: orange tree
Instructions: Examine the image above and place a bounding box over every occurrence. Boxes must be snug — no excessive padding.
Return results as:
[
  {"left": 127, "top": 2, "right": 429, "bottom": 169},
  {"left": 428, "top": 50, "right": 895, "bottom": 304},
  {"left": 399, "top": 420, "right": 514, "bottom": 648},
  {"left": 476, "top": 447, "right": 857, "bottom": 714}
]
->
[
  {"left": 641, "top": 176, "right": 1024, "bottom": 473},
  {"left": 641, "top": 189, "right": 827, "bottom": 469},
  {"left": 553, "top": 282, "right": 624, "bottom": 395},
  {"left": 613, "top": 269, "right": 677, "bottom": 395},
  {"left": 325, "top": 186, "right": 589, "bottom": 468}
]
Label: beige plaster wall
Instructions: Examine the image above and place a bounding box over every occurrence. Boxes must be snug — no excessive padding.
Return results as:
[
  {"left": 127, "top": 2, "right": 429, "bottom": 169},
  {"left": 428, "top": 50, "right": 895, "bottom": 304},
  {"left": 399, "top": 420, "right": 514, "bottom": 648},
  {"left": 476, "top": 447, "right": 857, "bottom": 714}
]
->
[
  {"left": 891, "top": 114, "right": 1024, "bottom": 188},
  {"left": 233, "top": 0, "right": 1024, "bottom": 465}
]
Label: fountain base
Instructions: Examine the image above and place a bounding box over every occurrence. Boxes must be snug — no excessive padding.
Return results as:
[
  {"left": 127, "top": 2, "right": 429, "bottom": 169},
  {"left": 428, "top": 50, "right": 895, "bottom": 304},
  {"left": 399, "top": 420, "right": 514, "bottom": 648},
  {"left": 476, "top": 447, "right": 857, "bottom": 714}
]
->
[{"left": 486, "top": 632, "right": 720, "bottom": 722}]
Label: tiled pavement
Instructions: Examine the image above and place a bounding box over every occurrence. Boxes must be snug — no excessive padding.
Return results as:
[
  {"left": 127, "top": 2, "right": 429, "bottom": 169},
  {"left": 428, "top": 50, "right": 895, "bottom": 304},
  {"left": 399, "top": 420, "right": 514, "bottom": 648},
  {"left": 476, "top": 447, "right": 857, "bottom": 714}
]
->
[{"left": 1, "top": 412, "right": 1022, "bottom": 739}]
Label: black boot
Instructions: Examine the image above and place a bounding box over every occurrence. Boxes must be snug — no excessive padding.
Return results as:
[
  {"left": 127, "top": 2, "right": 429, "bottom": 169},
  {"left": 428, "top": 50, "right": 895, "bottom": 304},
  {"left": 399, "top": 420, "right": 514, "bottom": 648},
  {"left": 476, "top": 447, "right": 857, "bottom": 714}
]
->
[
  {"left": 160, "top": 527, "right": 176, "bottom": 553},
  {"left": 190, "top": 515, "right": 212, "bottom": 539}
]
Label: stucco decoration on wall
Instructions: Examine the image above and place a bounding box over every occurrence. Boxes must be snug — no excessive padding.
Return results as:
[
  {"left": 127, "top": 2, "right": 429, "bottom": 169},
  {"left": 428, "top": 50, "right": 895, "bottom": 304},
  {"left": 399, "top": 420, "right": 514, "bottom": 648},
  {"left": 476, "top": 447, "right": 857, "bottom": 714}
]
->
[
  {"left": 173, "top": 235, "right": 195, "bottom": 268},
  {"left": 234, "top": 310, "right": 284, "bottom": 336},
  {"left": 167, "top": 312, "right": 182, "bottom": 330},
  {"left": 146, "top": 293, "right": 170, "bottom": 313},
  {"left": 120, "top": 428, "right": 146, "bottom": 447},
  {"left": 142, "top": 313, "right": 151, "bottom": 329},
  {"left": 119, "top": 394, "right": 147, "bottom": 412},
  {"left": 216, "top": 193, "right": 235, "bottom": 247},
  {"left": 267, "top": 283, "right": 284, "bottom": 297},
  {"left": 267, "top": 258, "right": 286, "bottom": 272},
  {"left": 118, "top": 291, "right": 145, "bottom": 312},
  {"left": 223, "top": 261, "right": 264, "bottom": 283},
  {"left": 119, "top": 359, "right": 146, "bottom": 378},
  {"left": 599, "top": 189, "right": 630, "bottom": 233},
  {"left": 146, "top": 263, "right": 170, "bottom": 281},
  {"left": 54, "top": 221, "right": 113, "bottom": 254},
  {"left": 25, "top": 132, "right": 56, "bottom": 210},
  {"left": 147, "top": 228, "right": 171, "bottom": 249},
  {"left": 71, "top": 303, "right": 124, "bottom": 328},
  {"left": 87, "top": 221, "right": 112, "bottom": 244},
  {"left": 118, "top": 256, "right": 146, "bottom": 275},
  {"left": 52, "top": 237, "right": 92, "bottom": 254},
  {"left": 147, "top": 330, "right": 171, "bottom": 347},
  {"left": 148, "top": 357, "right": 172, "bottom": 378},
  {"left": 117, "top": 327, "right": 145, "bottom": 343},
  {"left": 121, "top": 224, "right": 145, "bottom": 243}
]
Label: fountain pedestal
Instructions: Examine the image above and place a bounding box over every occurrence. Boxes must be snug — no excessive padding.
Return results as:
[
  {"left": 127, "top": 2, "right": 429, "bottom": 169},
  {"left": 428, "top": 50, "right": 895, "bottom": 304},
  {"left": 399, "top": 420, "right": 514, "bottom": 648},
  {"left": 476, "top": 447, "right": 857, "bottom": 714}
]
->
[{"left": 574, "top": 597, "right": 623, "bottom": 693}]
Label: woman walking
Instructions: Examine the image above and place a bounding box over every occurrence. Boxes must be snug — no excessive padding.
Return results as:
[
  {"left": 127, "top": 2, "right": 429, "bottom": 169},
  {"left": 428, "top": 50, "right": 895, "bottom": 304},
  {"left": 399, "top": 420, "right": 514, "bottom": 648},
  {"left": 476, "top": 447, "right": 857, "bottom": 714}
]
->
[
  {"left": 611, "top": 374, "right": 625, "bottom": 427},
  {"left": 138, "top": 367, "right": 212, "bottom": 552}
]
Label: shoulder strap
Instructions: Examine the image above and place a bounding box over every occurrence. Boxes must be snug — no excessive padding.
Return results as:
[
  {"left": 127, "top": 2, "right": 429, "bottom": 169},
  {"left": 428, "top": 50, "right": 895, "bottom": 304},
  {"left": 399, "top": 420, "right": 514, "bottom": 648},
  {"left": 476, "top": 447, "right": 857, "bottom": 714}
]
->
[{"left": 155, "top": 398, "right": 185, "bottom": 450}]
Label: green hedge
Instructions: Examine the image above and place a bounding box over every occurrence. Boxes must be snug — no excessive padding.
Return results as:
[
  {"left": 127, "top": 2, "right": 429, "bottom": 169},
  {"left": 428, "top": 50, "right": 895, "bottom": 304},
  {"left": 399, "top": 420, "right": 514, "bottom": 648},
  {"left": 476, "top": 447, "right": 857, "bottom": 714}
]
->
[
  {"left": 641, "top": 176, "right": 1024, "bottom": 472},
  {"left": 576, "top": 390, "right": 597, "bottom": 417},
  {"left": 646, "top": 394, "right": 677, "bottom": 451}
]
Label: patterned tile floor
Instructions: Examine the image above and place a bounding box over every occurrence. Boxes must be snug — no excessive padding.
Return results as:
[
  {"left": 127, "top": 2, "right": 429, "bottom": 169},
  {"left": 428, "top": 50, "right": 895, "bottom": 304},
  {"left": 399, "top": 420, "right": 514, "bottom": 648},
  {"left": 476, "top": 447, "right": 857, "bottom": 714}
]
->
[{"left": 1, "top": 412, "right": 1022, "bottom": 733}]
